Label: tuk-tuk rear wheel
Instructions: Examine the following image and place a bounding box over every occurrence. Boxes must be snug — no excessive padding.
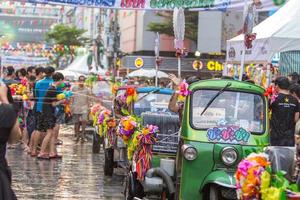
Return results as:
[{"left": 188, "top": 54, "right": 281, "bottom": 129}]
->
[{"left": 104, "top": 148, "right": 114, "bottom": 176}]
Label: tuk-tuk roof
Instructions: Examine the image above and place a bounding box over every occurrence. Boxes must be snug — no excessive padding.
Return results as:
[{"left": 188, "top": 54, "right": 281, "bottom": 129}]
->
[
  {"left": 137, "top": 87, "right": 174, "bottom": 95},
  {"left": 189, "top": 79, "right": 265, "bottom": 94},
  {"left": 117, "top": 85, "right": 173, "bottom": 94},
  {"left": 117, "top": 85, "right": 139, "bottom": 90}
]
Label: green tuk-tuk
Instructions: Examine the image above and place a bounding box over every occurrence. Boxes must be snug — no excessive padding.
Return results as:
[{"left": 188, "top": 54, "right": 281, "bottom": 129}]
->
[{"left": 125, "top": 79, "right": 269, "bottom": 200}]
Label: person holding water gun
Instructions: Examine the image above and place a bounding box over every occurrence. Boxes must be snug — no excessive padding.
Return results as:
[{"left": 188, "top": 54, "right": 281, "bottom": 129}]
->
[{"left": 54, "top": 81, "right": 72, "bottom": 145}]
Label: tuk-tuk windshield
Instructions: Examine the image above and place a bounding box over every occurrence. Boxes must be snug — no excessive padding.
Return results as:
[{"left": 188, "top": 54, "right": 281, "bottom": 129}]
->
[
  {"left": 192, "top": 90, "right": 264, "bottom": 134},
  {"left": 134, "top": 93, "right": 173, "bottom": 116}
]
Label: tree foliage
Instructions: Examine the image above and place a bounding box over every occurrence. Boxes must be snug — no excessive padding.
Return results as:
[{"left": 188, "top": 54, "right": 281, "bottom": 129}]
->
[
  {"left": 45, "top": 24, "right": 89, "bottom": 67},
  {"left": 46, "top": 24, "right": 89, "bottom": 46},
  {"left": 147, "top": 11, "right": 198, "bottom": 42}
]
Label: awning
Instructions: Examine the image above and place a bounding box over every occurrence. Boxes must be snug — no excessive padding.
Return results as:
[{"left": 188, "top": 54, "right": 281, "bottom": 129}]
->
[{"left": 227, "top": 0, "right": 300, "bottom": 63}]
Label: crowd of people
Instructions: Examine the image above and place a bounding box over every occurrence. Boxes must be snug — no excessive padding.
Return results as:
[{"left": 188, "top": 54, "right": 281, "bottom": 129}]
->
[
  {"left": 0, "top": 65, "right": 95, "bottom": 199},
  {"left": 0, "top": 66, "right": 94, "bottom": 158},
  {"left": 4, "top": 67, "right": 300, "bottom": 151}
]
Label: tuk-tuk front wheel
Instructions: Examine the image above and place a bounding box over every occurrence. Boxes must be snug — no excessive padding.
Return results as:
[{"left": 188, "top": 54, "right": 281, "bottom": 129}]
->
[
  {"left": 124, "top": 172, "right": 144, "bottom": 200},
  {"left": 203, "top": 184, "right": 221, "bottom": 200},
  {"left": 209, "top": 185, "right": 221, "bottom": 200},
  {"left": 204, "top": 184, "right": 236, "bottom": 200}
]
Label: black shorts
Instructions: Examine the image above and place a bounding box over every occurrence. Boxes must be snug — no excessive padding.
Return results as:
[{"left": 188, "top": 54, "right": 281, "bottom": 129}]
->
[
  {"left": 270, "top": 129, "right": 295, "bottom": 146},
  {"left": 55, "top": 111, "right": 65, "bottom": 125},
  {"left": 36, "top": 112, "right": 56, "bottom": 132},
  {"left": 26, "top": 110, "right": 36, "bottom": 138}
]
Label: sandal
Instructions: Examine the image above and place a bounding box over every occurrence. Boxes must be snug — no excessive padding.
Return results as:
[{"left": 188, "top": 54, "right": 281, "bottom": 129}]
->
[{"left": 37, "top": 153, "right": 50, "bottom": 159}]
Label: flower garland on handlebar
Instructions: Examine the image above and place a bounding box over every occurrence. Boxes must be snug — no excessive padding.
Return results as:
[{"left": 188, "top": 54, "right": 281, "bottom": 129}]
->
[
  {"left": 134, "top": 125, "right": 158, "bottom": 181},
  {"left": 264, "top": 85, "right": 278, "bottom": 120},
  {"left": 97, "top": 110, "right": 111, "bottom": 136},
  {"left": 90, "top": 104, "right": 118, "bottom": 147},
  {"left": 125, "top": 87, "right": 138, "bottom": 106},
  {"left": 236, "top": 153, "right": 271, "bottom": 200},
  {"left": 91, "top": 85, "right": 158, "bottom": 180},
  {"left": 90, "top": 104, "right": 111, "bottom": 136},
  {"left": 264, "top": 85, "right": 278, "bottom": 104},
  {"left": 104, "top": 117, "right": 117, "bottom": 147},
  {"left": 117, "top": 114, "right": 158, "bottom": 181},
  {"left": 117, "top": 116, "right": 139, "bottom": 144},
  {"left": 236, "top": 152, "right": 300, "bottom": 200}
]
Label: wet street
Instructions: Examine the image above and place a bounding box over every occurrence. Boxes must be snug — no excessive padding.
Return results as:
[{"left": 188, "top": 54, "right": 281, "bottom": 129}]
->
[{"left": 6, "top": 126, "right": 125, "bottom": 200}]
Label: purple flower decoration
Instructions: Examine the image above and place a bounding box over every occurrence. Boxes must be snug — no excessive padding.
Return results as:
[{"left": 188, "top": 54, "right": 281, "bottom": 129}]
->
[
  {"left": 98, "top": 113, "right": 105, "bottom": 124},
  {"left": 237, "top": 159, "right": 254, "bottom": 177}
]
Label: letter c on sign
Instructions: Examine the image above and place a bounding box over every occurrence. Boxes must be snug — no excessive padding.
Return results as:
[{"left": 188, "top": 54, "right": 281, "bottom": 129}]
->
[{"left": 207, "top": 61, "right": 215, "bottom": 71}]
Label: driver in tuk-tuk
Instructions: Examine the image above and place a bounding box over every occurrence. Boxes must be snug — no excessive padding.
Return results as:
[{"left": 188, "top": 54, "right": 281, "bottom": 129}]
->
[{"left": 168, "top": 74, "right": 200, "bottom": 125}]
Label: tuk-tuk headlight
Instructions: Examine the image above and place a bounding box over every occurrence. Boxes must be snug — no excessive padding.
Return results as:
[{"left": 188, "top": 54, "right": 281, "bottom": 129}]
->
[
  {"left": 221, "top": 147, "right": 238, "bottom": 166},
  {"left": 181, "top": 144, "right": 198, "bottom": 161}
]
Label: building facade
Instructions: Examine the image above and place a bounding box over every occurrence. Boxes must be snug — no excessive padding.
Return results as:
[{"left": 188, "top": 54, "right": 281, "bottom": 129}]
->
[
  {"left": 118, "top": 10, "right": 206, "bottom": 77},
  {"left": 119, "top": 10, "right": 196, "bottom": 53},
  {"left": 198, "top": 10, "right": 270, "bottom": 53}
]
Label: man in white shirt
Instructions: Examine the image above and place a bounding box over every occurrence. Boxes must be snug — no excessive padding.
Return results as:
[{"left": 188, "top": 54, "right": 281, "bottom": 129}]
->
[{"left": 71, "top": 76, "right": 91, "bottom": 142}]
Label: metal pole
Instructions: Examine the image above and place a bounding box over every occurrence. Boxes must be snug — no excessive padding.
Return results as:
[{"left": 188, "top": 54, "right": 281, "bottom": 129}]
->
[
  {"left": 266, "top": 63, "right": 271, "bottom": 86},
  {"left": 155, "top": 33, "right": 160, "bottom": 87},
  {"left": 90, "top": 8, "right": 94, "bottom": 40},
  {"left": 178, "top": 57, "right": 181, "bottom": 79},
  {"left": 239, "top": 46, "right": 246, "bottom": 81},
  {"left": 155, "top": 62, "right": 158, "bottom": 87},
  {"left": 239, "top": 0, "right": 248, "bottom": 81},
  {"left": 0, "top": 55, "right": 3, "bottom": 79},
  {"left": 112, "top": 9, "right": 118, "bottom": 83}
]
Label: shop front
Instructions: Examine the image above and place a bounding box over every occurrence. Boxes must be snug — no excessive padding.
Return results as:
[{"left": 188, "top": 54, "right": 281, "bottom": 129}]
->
[{"left": 120, "top": 55, "right": 225, "bottom": 79}]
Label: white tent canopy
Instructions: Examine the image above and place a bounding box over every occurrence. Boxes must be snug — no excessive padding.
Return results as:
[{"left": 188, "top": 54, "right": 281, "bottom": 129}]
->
[
  {"left": 66, "top": 54, "right": 106, "bottom": 75},
  {"left": 56, "top": 70, "right": 84, "bottom": 81},
  {"left": 128, "top": 69, "right": 169, "bottom": 78},
  {"left": 226, "top": 0, "right": 300, "bottom": 63}
]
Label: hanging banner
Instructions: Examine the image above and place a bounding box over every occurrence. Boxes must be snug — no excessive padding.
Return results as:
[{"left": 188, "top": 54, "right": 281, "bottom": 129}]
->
[
  {"left": 0, "top": 5, "right": 61, "bottom": 17},
  {"left": 226, "top": 39, "right": 273, "bottom": 63},
  {"left": 188, "top": 0, "right": 286, "bottom": 11},
  {"left": 25, "top": 0, "right": 285, "bottom": 11},
  {"left": 1, "top": 55, "right": 50, "bottom": 67}
]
